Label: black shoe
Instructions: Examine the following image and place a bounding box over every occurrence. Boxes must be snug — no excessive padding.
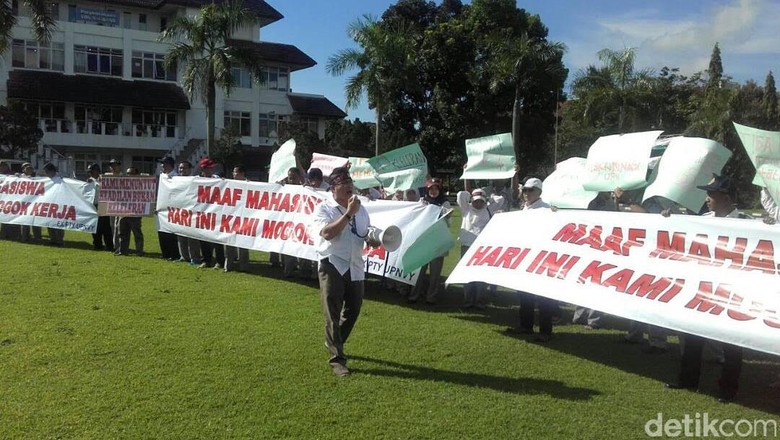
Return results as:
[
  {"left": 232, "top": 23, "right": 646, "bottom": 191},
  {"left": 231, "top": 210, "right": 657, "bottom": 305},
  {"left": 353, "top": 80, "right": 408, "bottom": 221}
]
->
[
  {"left": 506, "top": 327, "right": 534, "bottom": 335},
  {"left": 665, "top": 383, "right": 696, "bottom": 391},
  {"left": 717, "top": 391, "right": 735, "bottom": 403},
  {"left": 533, "top": 335, "right": 551, "bottom": 343}
]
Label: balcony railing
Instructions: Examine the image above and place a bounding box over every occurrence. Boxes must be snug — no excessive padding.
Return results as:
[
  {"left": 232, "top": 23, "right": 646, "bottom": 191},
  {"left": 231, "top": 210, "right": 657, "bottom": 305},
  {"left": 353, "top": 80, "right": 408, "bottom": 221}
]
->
[{"left": 40, "top": 120, "right": 180, "bottom": 139}]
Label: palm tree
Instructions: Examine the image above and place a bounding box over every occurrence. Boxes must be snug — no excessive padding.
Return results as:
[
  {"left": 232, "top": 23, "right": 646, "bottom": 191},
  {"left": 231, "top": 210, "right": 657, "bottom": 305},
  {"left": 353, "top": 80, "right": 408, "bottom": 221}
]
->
[
  {"left": 0, "top": 0, "right": 56, "bottom": 53},
  {"left": 488, "top": 32, "right": 567, "bottom": 166},
  {"left": 159, "top": 1, "right": 263, "bottom": 155},
  {"left": 572, "top": 47, "right": 655, "bottom": 133},
  {"left": 326, "top": 15, "right": 411, "bottom": 156}
]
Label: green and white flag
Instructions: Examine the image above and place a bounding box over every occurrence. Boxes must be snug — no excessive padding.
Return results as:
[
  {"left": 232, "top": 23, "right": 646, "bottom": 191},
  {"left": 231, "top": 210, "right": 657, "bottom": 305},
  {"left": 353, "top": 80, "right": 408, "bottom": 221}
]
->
[
  {"left": 401, "top": 213, "right": 455, "bottom": 273},
  {"left": 460, "top": 133, "right": 516, "bottom": 179},
  {"left": 268, "top": 139, "right": 296, "bottom": 183},
  {"left": 367, "top": 143, "right": 428, "bottom": 192},
  {"left": 733, "top": 122, "right": 780, "bottom": 187}
]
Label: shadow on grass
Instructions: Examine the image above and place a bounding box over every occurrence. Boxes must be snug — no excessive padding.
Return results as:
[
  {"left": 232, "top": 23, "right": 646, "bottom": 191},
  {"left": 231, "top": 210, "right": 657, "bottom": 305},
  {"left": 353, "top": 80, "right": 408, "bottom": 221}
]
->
[{"left": 350, "top": 355, "right": 600, "bottom": 401}]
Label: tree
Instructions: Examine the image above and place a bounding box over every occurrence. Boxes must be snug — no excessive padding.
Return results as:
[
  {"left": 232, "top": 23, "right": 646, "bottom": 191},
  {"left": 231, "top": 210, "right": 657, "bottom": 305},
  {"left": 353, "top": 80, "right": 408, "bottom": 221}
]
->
[
  {"left": 0, "top": 102, "right": 43, "bottom": 159},
  {"left": 487, "top": 30, "right": 567, "bottom": 173},
  {"left": 764, "top": 71, "right": 778, "bottom": 129},
  {"left": 707, "top": 43, "right": 723, "bottom": 90},
  {"left": 211, "top": 125, "right": 244, "bottom": 173},
  {"left": 323, "top": 119, "right": 374, "bottom": 158},
  {"left": 326, "top": 15, "right": 413, "bottom": 156},
  {"left": 279, "top": 120, "right": 324, "bottom": 169},
  {"left": 0, "top": 0, "right": 56, "bottom": 53},
  {"left": 160, "top": 1, "right": 263, "bottom": 156},
  {"left": 571, "top": 47, "right": 655, "bottom": 133}
]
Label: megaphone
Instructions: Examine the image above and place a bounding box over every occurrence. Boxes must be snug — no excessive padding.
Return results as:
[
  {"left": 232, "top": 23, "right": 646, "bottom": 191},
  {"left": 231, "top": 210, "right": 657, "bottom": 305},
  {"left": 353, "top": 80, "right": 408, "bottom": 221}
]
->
[{"left": 366, "top": 225, "right": 402, "bottom": 252}]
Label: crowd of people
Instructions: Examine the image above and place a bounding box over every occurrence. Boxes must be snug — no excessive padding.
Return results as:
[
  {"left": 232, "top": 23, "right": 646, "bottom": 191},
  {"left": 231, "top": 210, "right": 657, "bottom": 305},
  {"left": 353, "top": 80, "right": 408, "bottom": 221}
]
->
[{"left": 1, "top": 157, "right": 775, "bottom": 397}]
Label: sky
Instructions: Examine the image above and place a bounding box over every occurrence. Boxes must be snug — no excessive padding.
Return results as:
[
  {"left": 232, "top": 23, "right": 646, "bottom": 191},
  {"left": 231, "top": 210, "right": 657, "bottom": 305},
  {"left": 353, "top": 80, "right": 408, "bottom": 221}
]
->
[{"left": 261, "top": 0, "right": 780, "bottom": 123}]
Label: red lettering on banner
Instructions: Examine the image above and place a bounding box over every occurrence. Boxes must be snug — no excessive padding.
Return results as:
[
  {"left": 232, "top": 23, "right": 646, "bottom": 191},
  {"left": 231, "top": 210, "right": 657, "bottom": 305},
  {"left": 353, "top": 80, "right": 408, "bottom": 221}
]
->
[
  {"left": 650, "top": 231, "right": 687, "bottom": 259},
  {"left": 651, "top": 233, "right": 775, "bottom": 274},
  {"left": 601, "top": 268, "right": 635, "bottom": 291},
  {"left": 533, "top": 252, "right": 578, "bottom": 279},
  {"left": 0, "top": 180, "right": 45, "bottom": 195},
  {"left": 197, "top": 185, "right": 242, "bottom": 206},
  {"left": 467, "top": 246, "right": 493, "bottom": 266},
  {"left": 260, "top": 219, "right": 313, "bottom": 244},
  {"left": 577, "top": 260, "right": 616, "bottom": 284},
  {"left": 244, "top": 190, "right": 320, "bottom": 214},
  {"left": 365, "top": 244, "right": 387, "bottom": 260},
  {"left": 167, "top": 207, "right": 192, "bottom": 227},
  {"left": 714, "top": 236, "right": 746, "bottom": 268},
  {"left": 269, "top": 192, "right": 284, "bottom": 211},
  {"left": 466, "top": 246, "right": 530, "bottom": 269},
  {"left": 218, "top": 214, "right": 259, "bottom": 236},
  {"left": 479, "top": 247, "right": 503, "bottom": 266},
  {"left": 685, "top": 282, "right": 756, "bottom": 321},
  {"left": 552, "top": 223, "right": 645, "bottom": 256},
  {"left": 0, "top": 201, "right": 32, "bottom": 215},
  {"left": 625, "top": 276, "right": 684, "bottom": 302},
  {"left": 28, "top": 202, "right": 76, "bottom": 220},
  {"left": 195, "top": 212, "right": 216, "bottom": 230},
  {"left": 744, "top": 240, "right": 776, "bottom": 274},
  {"left": 496, "top": 247, "right": 529, "bottom": 269}
]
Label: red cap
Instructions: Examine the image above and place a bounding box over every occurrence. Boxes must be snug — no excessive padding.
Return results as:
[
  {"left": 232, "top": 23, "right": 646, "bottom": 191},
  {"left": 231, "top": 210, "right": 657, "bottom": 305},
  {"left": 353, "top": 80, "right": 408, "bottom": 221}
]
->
[{"left": 198, "top": 158, "right": 216, "bottom": 169}]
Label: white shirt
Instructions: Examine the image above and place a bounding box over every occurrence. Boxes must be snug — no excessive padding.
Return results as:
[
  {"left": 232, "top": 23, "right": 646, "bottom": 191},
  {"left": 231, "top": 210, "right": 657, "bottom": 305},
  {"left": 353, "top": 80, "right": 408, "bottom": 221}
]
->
[
  {"left": 456, "top": 190, "right": 498, "bottom": 246},
  {"left": 702, "top": 208, "right": 746, "bottom": 219},
  {"left": 310, "top": 194, "right": 371, "bottom": 280},
  {"left": 522, "top": 198, "right": 550, "bottom": 210}
]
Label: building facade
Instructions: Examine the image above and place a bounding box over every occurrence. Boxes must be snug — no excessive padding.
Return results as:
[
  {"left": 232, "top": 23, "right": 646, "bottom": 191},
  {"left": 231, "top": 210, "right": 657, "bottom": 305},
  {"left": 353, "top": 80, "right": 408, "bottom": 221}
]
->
[{"left": 0, "top": 0, "right": 346, "bottom": 179}]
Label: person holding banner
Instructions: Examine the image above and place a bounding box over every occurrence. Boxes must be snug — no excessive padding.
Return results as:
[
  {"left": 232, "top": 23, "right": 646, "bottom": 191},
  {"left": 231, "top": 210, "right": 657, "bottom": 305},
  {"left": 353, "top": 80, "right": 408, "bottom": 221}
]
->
[
  {"left": 305, "top": 168, "right": 329, "bottom": 191},
  {"left": 508, "top": 178, "right": 557, "bottom": 342},
  {"left": 197, "top": 158, "right": 225, "bottom": 269},
  {"left": 224, "top": 165, "right": 250, "bottom": 273},
  {"left": 457, "top": 188, "right": 499, "bottom": 309},
  {"left": 408, "top": 178, "right": 451, "bottom": 305},
  {"left": 175, "top": 161, "right": 203, "bottom": 265},
  {"left": 310, "top": 167, "right": 379, "bottom": 377},
  {"left": 115, "top": 167, "right": 145, "bottom": 256},
  {"left": 42, "top": 163, "right": 65, "bottom": 247},
  {"left": 271, "top": 167, "right": 305, "bottom": 276},
  {"left": 664, "top": 174, "right": 747, "bottom": 403},
  {"left": 157, "top": 157, "right": 180, "bottom": 261},
  {"left": 19, "top": 162, "right": 43, "bottom": 244}
]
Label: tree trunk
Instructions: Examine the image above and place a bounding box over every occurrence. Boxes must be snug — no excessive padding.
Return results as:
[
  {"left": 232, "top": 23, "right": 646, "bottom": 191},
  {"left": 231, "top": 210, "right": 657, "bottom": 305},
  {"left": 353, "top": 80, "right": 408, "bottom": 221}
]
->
[
  {"left": 206, "top": 80, "right": 217, "bottom": 158},
  {"left": 512, "top": 85, "right": 523, "bottom": 173},
  {"left": 375, "top": 106, "right": 381, "bottom": 156}
]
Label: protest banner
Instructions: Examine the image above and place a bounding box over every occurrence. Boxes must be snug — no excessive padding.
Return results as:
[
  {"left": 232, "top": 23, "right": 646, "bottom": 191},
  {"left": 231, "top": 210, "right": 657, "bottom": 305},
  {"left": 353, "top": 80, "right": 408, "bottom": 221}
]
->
[
  {"left": 98, "top": 175, "right": 158, "bottom": 216},
  {"left": 733, "top": 122, "right": 780, "bottom": 195},
  {"left": 367, "top": 143, "right": 428, "bottom": 192},
  {"left": 642, "top": 137, "right": 731, "bottom": 212},
  {"left": 401, "top": 212, "right": 455, "bottom": 273},
  {"left": 583, "top": 130, "right": 663, "bottom": 191},
  {"left": 542, "top": 157, "right": 600, "bottom": 209},
  {"left": 309, "top": 153, "right": 349, "bottom": 178},
  {"left": 447, "top": 209, "right": 780, "bottom": 356},
  {"left": 348, "top": 157, "right": 381, "bottom": 189},
  {"left": 0, "top": 175, "right": 97, "bottom": 232},
  {"left": 460, "top": 133, "right": 516, "bottom": 180},
  {"left": 156, "top": 177, "right": 443, "bottom": 285},
  {"left": 268, "top": 139, "right": 297, "bottom": 183}
]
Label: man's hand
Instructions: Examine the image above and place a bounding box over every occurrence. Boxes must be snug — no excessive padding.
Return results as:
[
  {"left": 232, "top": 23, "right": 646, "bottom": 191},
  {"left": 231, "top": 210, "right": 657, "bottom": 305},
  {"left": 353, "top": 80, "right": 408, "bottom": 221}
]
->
[{"left": 346, "top": 195, "right": 361, "bottom": 217}]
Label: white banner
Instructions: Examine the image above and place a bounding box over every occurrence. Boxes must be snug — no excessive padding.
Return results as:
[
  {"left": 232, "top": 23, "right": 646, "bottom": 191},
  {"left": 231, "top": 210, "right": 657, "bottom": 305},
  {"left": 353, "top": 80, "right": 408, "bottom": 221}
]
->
[
  {"left": 460, "top": 133, "right": 516, "bottom": 180},
  {"left": 347, "top": 157, "right": 381, "bottom": 189},
  {"left": 98, "top": 175, "right": 158, "bottom": 216},
  {"left": 642, "top": 137, "right": 731, "bottom": 212},
  {"left": 0, "top": 175, "right": 98, "bottom": 233},
  {"left": 583, "top": 130, "right": 663, "bottom": 191},
  {"left": 156, "top": 177, "right": 443, "bottom": 285},
  {"left": 543, "top": 157, "right": 600, "bottom": 209},
  {"left": 447, "top": 209, "right": 780, "bottom": 356},
  {"left": 310, "top": 153, "right": 349, "bottom": 179},
  {"left": 268, "top": 139, "right": 297, "bottom": 183}
]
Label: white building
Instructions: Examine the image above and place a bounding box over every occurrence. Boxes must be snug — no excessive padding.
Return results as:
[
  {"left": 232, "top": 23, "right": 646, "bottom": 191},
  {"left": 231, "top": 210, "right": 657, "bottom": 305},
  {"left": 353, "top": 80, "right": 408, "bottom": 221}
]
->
[{"left": 0, "top": 0, "right": 346, "bottom": 178}]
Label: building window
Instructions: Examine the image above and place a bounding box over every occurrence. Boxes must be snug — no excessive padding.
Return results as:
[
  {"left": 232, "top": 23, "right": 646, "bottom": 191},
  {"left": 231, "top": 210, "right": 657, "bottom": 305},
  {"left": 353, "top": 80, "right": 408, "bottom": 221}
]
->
[
  {"left": 12, "top": 39, "right": 65, "bottom": 71},
  {"left": 14, "top": 1, "right": 57, "bottom": 18},
  {"left": 132, "top": 109, "right": 177, "bottom": 138},
  {"left": 74, "top": 45, "right": 123, "bottom": 76},
  {"left": 160, "top": 17, "right": 167, "bottom": 32},
  {"left": 260, "top": 66, "right": 289, "bottom": 91},
  {"left": 224, "top": 111, "right": 251, "bottom": 136},
  {"left": 230, "top": 67, "right": 252, "bottom": 89},
  {"left": 74, "top": 153, "right": 115, "bottom": 177},
  {"left": 138, "top": 13, "right": 147, "bottom": 31},
  {"left": 298, "top": 116, "right": 319, "bottom": 134},
  {"left": 74, "top": 105, "right": 123, "bottom": 135},
  {"left": 132, "top": 51, "right": 175, "bottom": 81},
  {"left": 21, "top": 101, "right": 69, "bottom": 133},
  {"left": 131, "top": 155, "right": 156, "bottom": 175},
  {"left": 259, "top": 113, "right": 288, "bottom": 139}
]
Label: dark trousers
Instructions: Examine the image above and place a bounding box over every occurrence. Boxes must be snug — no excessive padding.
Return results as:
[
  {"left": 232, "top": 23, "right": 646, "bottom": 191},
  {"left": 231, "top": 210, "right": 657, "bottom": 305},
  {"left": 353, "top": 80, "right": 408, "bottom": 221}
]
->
[
  {"left": 319, "top": 259, "right": 363, "bottom": 366},
  {"left": 518, "top": 292, "right": 555, "bottom": 336},
  {"left": 200, "top": 240, "right": 225, "bottom": 266},
  {"left": 92, "top": 216, "right": 112, "bottom": 250},
  {"left": 157, "top": 231, "right": 180, "bottom": 260},
  {"left": 678, "top": 334, "right": 742, "bottom": 398}
]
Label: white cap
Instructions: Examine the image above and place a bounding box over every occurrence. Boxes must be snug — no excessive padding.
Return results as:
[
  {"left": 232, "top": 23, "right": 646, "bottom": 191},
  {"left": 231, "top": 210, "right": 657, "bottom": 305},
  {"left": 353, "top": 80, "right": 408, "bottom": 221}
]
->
[
  {"left": 471, "top": 188, "right": 486, "bottom": 201},
  {"left": 523, "top": 178, "right": 543, "bottom": 191}
]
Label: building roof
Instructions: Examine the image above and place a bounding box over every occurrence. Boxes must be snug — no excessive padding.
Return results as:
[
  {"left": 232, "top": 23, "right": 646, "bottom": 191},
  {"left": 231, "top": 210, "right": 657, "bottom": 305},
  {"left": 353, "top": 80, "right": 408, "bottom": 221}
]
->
[
  {"left": 287, "top": 94, "right": 347, "bottom": 119},
  {"left": 165, "top": 0, "right": 283, "bottom": 24},
  {"left": 85, "top": 0, "right": 283, "bottom": 24},
  {"left": 227, "top": 39, "right": 316, "bottom": 72},
  {"left": 7, "top": 70, "right": 191, "bottom": 110}
]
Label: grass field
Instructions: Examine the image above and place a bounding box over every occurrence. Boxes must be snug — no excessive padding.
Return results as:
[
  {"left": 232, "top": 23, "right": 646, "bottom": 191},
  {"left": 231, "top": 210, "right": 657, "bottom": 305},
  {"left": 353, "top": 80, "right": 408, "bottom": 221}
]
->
[{"left": 1, "top": 216, "right": 779, "bottom": 439}]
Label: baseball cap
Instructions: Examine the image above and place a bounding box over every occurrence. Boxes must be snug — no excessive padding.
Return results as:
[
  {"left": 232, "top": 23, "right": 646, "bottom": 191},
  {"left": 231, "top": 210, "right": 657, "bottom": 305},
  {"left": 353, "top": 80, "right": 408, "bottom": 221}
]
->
[
  {"left": 471, "top": 188, "right": 486, "bottom": 201},
  {"left": 523, "top": 177, "right": 543, "bottom": 191},
  {"left": 696, "top": 174, "right": 732, "bottom": 194},
  {"left": 198, "top": 158, "right": 216, "bottom": 169},
  {"left": 158, "top": 156, "right": 175, "bottom": 166},
  {"left": 427, "top": 178, "right": 443, "bottom": 189}
]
